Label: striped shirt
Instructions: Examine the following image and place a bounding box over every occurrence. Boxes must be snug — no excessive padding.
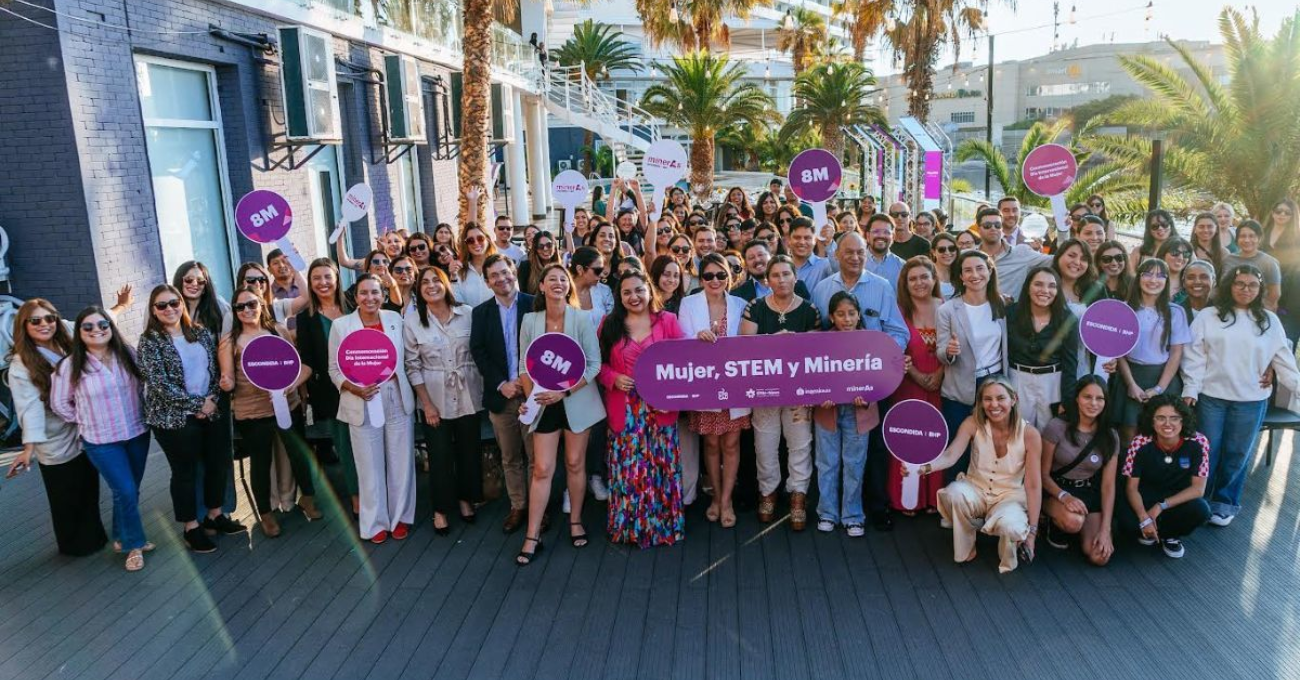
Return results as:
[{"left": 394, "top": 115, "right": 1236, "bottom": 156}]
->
[{"left": 50, "top": 354, "right": 147, "bottom": 445}]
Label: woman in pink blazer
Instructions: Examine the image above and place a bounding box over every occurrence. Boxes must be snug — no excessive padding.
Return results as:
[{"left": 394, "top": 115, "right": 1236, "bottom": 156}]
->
[{"left": 598, "top": 270, "right": 686, "bottom": 547}]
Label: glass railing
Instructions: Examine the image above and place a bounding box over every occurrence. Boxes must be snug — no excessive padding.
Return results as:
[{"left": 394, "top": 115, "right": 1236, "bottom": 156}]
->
[{"left": 492, "top": 23, "right": 543, "bottom": 85}]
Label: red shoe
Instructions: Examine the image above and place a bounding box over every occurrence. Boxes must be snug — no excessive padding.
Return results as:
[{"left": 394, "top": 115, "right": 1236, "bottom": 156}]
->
[
  {"left": 370, "top": 530, "right": 388, "bottom": 544},
  {"left": 392, "top": 523, "right": 410, "bottom": 540}
]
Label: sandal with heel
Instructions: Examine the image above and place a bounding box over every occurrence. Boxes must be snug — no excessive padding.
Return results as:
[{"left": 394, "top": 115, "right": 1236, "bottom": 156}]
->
[
  {"left": 516, "top": 536, "right": 544, "bottom": 566},
  {"left": 570, "top": 521, "right": 589, "bottom": 548}
]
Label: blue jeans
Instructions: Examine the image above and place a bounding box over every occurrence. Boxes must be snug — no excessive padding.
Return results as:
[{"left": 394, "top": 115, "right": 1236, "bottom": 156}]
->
[
  {"left": 814, "top": 405, "right": 869, "bottom": 524},
  {"left": 1197, "top": 395, "right": 1268, "bottom": 517},
  {"left": 83, "top": 432, "right": 151, "bottom": 551}
]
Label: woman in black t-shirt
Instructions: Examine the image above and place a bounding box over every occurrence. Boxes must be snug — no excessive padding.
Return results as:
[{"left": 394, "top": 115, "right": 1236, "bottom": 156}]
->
[
  {"left": 739, "top": 255, "right": 821, "bottom": 531},
  {"left": 1120, "top": 395, "right": 1211, "bottom": 559}
]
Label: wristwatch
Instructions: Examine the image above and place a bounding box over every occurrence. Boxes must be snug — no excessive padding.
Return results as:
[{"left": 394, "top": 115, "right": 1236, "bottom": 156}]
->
[
  {"left": 1151, "top": 385, "right": 1165, "bottom": 395},
  {"left": 1159, "top": 500, "right": 1169, "bottom": 511}
]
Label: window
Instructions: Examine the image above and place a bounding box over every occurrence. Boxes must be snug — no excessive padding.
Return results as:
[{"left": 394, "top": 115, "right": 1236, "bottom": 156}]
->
[
  {"left": 396, "top": 151, "right": 422, "bottom": 233},
  {"left": 1026, "top": 82, "right": 1111, "bottom": 97},
  {"left": 950, "top": 111, "right": 976, "bottom": 124},
  {"left": 135, "top": 57, "right": 237, "bottom": 299}
]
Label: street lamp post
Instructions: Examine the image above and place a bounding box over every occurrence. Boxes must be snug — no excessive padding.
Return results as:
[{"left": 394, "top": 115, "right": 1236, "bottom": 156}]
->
[{"left": 985, "top": 33, "right": 995, "bottom": 198}]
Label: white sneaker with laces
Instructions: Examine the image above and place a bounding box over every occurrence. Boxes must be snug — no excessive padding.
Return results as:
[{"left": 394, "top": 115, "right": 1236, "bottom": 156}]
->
[
  {"left": 1207, "top": 513, "right": 1234, "bottom": 527},
  {"left": 562, "top": 489, "right": 571, "bottom": 513},
  {"left": 1138, "top": 535, "right": 1157, "bottom": 546},
  {"left": 846, "top": 524, "right": 866, "bottom": 538},
  {"left": 817, "top": 519, "right": 835, "bottom": 533},
  {"left": 590, "top": 475, "right": 610, "bottom": 501},
  {"left": 1162, "top": 538, "right": 1185, "bottom": 558}
]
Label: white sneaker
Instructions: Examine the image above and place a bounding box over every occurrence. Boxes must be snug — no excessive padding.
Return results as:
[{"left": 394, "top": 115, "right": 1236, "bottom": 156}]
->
[
  {"left": 846, "top": 524, "right": 866, "bottom": 538},
  {"left": 589, "top": 475, "right": 609, "bottom": 501},
  {"left": 562, "top": 489, "right": 571, "bottom": 513},
  {"left": 1161, "top": 538, "right": 1185, "bottom": 558},
  {"left": 1208, "top": 513, "right": 1234, "bottom": 527},
  {"left": 816, "top": 519, "right": 836, "bottom": 533},
  {"left": 1137, "top": 535, "right": 1157, "bottom": 546}
]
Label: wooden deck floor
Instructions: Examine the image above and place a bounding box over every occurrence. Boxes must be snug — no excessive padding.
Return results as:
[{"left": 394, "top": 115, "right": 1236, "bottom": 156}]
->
[{"left": 1, "top": 433, "right": 1298, "bottom": 680}]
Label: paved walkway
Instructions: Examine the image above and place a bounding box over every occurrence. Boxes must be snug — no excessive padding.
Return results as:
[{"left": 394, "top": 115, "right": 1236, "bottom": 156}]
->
[{"left": 0, "top": 433, "right": 1297, "bottom": 680}]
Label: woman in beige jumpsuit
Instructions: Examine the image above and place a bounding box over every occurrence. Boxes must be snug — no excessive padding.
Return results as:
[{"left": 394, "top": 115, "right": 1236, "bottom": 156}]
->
[{"left": 911, "top": 377, "right": 1042, "bottom": 573}]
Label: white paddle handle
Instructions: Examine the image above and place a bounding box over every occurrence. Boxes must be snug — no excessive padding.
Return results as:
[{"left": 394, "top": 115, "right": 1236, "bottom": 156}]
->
[
  {"left": 271, "top": 390, "right": 292, "bottom": 429},
  {"left": 366, "top": 391, "right": 386, "bottom": 427}
]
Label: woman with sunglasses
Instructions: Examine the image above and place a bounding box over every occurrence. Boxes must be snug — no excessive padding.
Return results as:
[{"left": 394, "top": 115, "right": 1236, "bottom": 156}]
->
[
  {"left": 1039, "top": 375, "right": 1119, "bottom": 564},
  {"left": 1262, "top": 198, "right": 1300, "bottom": 340},
  {"left": 1182, "top": 264, "right": 1300, "bottom": 529},
  {"left": 1129, "top": 210, "right": 1175, "bottom": 274},
  {"left": 1095, "top": 240, "right": 1133, "bottom": 301},
  {"left": 754, "top": 222, "right": 786, "bottom": 257},
  {"left": 404, "top": 266, "right": 484, "bottom": 535},
  {"left": 295, "top": 258, "right": 359, "bottom": 518},
  {"left": 6, "top": 300, "right": 107, "bottom": 557},
  {"left": 343, "top": 250, "right": 397, "bottom": 310},
  {"left": 1158, "top": 237, "right": 1195, "bottom": 303},
  {"left": 174, "top": 261, "right": 229, "bottom": 333},
  {"left": 1116, "top": 258, "right": 1190, "bottom": 449},
  {"left": 1006, "top": 267, "right": 1079, "bottom": 429},
  {"left": 515, "top": 264, "right": 605, "bottom": 565},
  {"left": 1179, "top": 260, "right": 1217, "bottom": 318},
  {"left": 775, "top": 205, "right": 801, "bottom": 239},
  {"left": 384, "top": 255, "right": 418, "bottom": 314},
  {"left": 518, "top": 229, "right": 562, "bottom": 296},
  {"left": 452, "top": 222, "right": 498, "bottom": 308},
  {"left": 229, "top": 262, "right": 310, "bottom": 334},
  {"left": 1190, "top": 212, "right": 1226, "bottom": 273},
  {"left": 329, "top": 274, "right": 418, "bottom": 544},
  {"left": 679, "top": 253, "right": 750, "bottom": 527},
  {"left": 50, "top": 307, "right": 150, "bottom": 571},
  {"left": 937, "top": 250, "right": 1009, "bottom": 477},
  {"left": 652, "top": 215, "right": 678, "bottom": 259},
  {"left": 929, "top": 232, "right": 959, "bottom": 298},
  {"left": 406, "top": 232, "right": 435, "bottom": 268},
  {"left": 226, "top": 286, "right": 319, "bottom": 537},
  {"left": 1085, "top": 195, "right": 1112, "bottom": 238},
  {"left": 1222, "top": 220, "right": 1282, "bottom": 311},
  {"left": 888, "top": 258, "right": 946, "bottom": 513},
  {"left": 137, "top": 284, "right": 242, "bottom": 553},
  {"left": 724, "top": 250, "right": 747, "bottom": 290},
  {"left": 650, "top": 254, "right": 686, "bottom": 314},
  {"left": 666, "top": 233, "right": 696, "bottom": 293}
]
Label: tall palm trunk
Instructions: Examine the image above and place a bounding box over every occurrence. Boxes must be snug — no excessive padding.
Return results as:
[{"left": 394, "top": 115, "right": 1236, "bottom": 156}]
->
[
  {"left": 689, "top": 136, "right": 714, "bottom": 199},
  {"left": 458, "top": 0, "right": 494, "bottom": 227},
  {"left": 822, "top": 125, "right": 845, "bottom": 161}
]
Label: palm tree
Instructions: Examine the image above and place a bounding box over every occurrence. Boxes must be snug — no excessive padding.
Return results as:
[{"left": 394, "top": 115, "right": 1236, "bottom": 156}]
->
[
  {"left": 1082, "top": 8, "right": 1300, "bottom": 220},
  {"left": 780, "top": 61, "right": 885, "bottom": 160},
  {"left": 551, "top": 20, "right": 643, "bottom": 173},
  {"left": 836, "top": 0, "right": 999, "bottom": 121},
  {"left": 777, "top": 7, "right": 828, "bottom": 75},
  {"left": 457, "top": 0, "right": 509, "bottom": 226},
  {"left": 640, "top": 52, "right": 775, "bottom": 196},
  {"left": 635, "top": 0, "right": 772, "bottom": 51}
]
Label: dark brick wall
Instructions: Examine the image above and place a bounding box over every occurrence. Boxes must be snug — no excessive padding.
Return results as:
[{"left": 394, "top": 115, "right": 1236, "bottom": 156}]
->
[{"left": 0, "top": 0, "right": 462, "bottom": 338}]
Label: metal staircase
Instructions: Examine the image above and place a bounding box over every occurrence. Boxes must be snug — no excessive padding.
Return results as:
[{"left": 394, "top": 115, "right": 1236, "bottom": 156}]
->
[{"left": 541, "top": 64, "right": 660, "bottom": 167}]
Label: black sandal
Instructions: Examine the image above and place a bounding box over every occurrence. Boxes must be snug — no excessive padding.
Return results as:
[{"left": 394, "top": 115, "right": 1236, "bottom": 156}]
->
[
  {"left": 570, "top": 521, "right": 589, "bottom": 548},
  {"left": 517, "top": 536, "right": 543, "bottom": 566}
]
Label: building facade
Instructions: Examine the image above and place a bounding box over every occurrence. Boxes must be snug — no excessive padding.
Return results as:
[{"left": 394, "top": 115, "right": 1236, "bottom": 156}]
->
[{"left": 0, "top": 0, "right": 552, "bottom": 337}]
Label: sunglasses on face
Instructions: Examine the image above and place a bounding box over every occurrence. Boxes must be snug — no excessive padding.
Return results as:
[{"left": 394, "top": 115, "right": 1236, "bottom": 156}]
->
[
  {"left": 979, "top": 222, "right": 1001, "bottom": 230},
  {"left": 1169, "top": 249, "right": 1193, "bottom": 259},
  {"left": 495, "top": 225, "right": 512, "bottom": 232},
  {"left": 889, "top": 211, "right": 910, "bottom": 218},
  {"left": 466, "top": 236, "right": 487, "bottom": 245},
  {"left": 689, "top": 220, "right": 705, "bottom": 227},
  {"left": 80, "top": 320, "right": 111, "bottom": 333},
  {"left": 1099, "top": 254, "right": 1125, "bottom": 265},
  {"left": 700, "top": 271, "right": 728, "bottom": 282},
  {"left": 408, "top": 243, "right": 428, "bottom": 252},
  {"left": 244, "top": 276, "right": 268, "bottom": 285},
  {"left": 726, "top": 223, "right": 741, "bottom": 230},
  {"left": 538, "top": 241, "right": 555, "bottom": 250},
  {"left": 658, "top": 227, "right": 673, "bottom": 235},
  {"left": 934, "top": 245, "right": 957, "bottom": 255},
  {"left": 183, "top": 277, "right": 207, "bottom": 287},
  {"left": 1151, "top": 221, "right": 1171, "bottom": 229},
  {"left": 778, "top": 217, "right": 793, "bottom": 225},
  {"left": 234, "top": 300, "right": 261, "bottom": 313},
  {"left": 730, "top": 264, "right": 744, "bottom": 275},
  {"left": 393, "top": 266, "right": 415, "bottom": 274},
  {"left": 26, "top": 314, "right": 59, "bottom": 327},
  {"left": 152, "top": 299, "right": 182, "bottom": 311},
  {"left": 586, "top": 266, "right": 605, "bottom": 276},
  {"left": 671, "top": 246, "right": 691, "bottom": 255}
]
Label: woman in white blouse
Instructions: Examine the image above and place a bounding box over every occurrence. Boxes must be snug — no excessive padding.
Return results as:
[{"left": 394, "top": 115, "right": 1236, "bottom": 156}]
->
[
  {"left": 404, "top": 266, "right": 485, "bottom": 535},
  {"left": 451, "top": 222, "right": 498, "bottom": 308}
]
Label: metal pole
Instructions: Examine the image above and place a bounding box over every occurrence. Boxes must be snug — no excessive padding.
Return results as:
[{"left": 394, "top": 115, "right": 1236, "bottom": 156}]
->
[
  {"left": 984, "top": 35, "right": 995, "bottom": 198},
  {"left": 1148, "top": 138, "right": 1164, "bottom": 210}
]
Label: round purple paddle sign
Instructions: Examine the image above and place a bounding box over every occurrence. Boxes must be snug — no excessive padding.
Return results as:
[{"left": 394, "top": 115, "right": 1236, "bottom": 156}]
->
[
  {"left": 882, "top": 399, "right": 949, "bottom": 465},
  {"left": 524, "top": 333, "right": 585, "bottom": 391},
  {"left": 788, "top": 149, "right": 842, "bottom": 204},
  {"left": 241, "top": 335, "right": 302, "bottom": 392},
  {"left": 337, "top": 328, "right": 398, "bottom": 386},
  {"left": 1022, "top": 144, "right": 1078, "bottom": 197},
  {"left": 235, "top": 189, "right": 294, "bottom": 243},
  {"left": 1078, "top": 299, "right": 1140, "bottom": 358}
]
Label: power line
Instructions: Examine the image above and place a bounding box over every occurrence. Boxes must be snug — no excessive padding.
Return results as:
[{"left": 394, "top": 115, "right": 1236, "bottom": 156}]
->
[
  {"left": 6, "top": 0, "right": 210, "bottom": 35},
  {"left": 0, "top": 5, "right": 58, "bottom": 31}
]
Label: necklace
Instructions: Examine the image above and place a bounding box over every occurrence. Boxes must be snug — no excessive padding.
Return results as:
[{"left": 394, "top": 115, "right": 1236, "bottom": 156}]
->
[
  {"left": 546, "top": 312, "right": 565, "bottom": 333},
  {"left": 772, "top": 295, "right": 799, "bottom": 325}
]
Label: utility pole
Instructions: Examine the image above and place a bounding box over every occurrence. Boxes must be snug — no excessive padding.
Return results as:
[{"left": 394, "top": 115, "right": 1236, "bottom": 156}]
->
[
  {"left": 984, "top": 34, "right": 995, "bottom": 198},
  {"left": 1148, "top": 138, "right": 1164, "bottom": 210}
]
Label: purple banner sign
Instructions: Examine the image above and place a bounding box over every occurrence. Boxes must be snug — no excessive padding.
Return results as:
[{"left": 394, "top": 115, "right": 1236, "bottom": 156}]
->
[
  {"left": 882, "top": 399, "right": 948, "bottom": 465},
  {"left": 1078, "top": 299, "right": 1140, "bottom": 358},
  {"left": 524, "top": 332, "right": 586, "bottom": 391},
  {"left": 923, "top": 150, "right": 943, "bottom": 203},
  {"left": 235, "top": 190, "right": 294, "bottom": 242},
  {"left": 337, "top": 328, "right": 398, "bottom": 386},
  {"left": 634, "top": 330, "right": 904, "bottom": 411},
  {"left": 241, "top": 335, "right": 301, "bottom": 391},
  {"left": 788, "top": 149, "right": 842, "bottom": 204},
  {"left": 1022, "top": 144, "right": 1078, "bottom": 197}
]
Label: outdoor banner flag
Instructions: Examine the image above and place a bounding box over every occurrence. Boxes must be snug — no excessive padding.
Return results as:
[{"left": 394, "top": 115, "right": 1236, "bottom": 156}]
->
[
  {"left": 1022, "top": 143, "right": 1079, "bottom": 237},
  {"left": 241, "top": 335, "right": 302, "bottom": 430},
  {"left": 552, "top": 170, "right": 589, "bottom": 233},
  {"left": 337, "top": 328, "right": 398, "bottom": 427},
  {"left": 882, "top": 400, "right": 949, "bottom": 510},
  {"left": 235, "top": 189, "right": 307, "bottom": 270},
  {"left": 642, "top": 139, "right": 688, "bottom": 221},
  {"left": 788, "top": 148, "right": 843, "bottom": 240},
  {"left": 329, "top": 183, "right": 373, "bottom": 244},
  {"left": 634, "top": 330, "right": 904, "bottom": 411},
  {"left": 520, "top": 332, "right": 587, "bottom": 426},
  {"left": 1079, "top": 298, "right": 1140, "bottom": 378}
]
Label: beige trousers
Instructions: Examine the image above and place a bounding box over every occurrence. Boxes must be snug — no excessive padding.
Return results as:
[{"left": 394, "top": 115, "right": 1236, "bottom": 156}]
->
[
  {"left": 937, "top": 478, "right": 1030, "bottom": 573},
  {"left": 488, "top": 396, "right": 535, "bottom": 510}
]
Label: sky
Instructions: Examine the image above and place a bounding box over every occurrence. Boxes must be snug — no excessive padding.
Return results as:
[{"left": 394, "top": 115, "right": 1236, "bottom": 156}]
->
[{"left": 866, "top": 1, "right": 1299, "bottom": 74}]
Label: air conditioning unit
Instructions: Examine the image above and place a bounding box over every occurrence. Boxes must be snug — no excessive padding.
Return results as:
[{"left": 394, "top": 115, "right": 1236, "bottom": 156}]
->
[
  {"left": 557, "top": 160, "right": 572, "bottom": 170},
  {"left": 278, "top": 26, "right": 342, "bottom": 142},
  {"left": 384, "top": 54, "right": 426, "bottom": 143}
]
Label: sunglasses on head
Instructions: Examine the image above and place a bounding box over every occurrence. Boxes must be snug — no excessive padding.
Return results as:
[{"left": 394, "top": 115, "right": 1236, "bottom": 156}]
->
[
  {"left": 244, "top": 275, "right": 268, "bottom": 285},
  {"left": 152, "top": 299, "right": 182, "bottom": 311},
  {"left": 1099, "top": 254, "right": 1125, "bottom": 265},
  {"left": 700, "top": 271, "right": 728, "bottom": 282},
  {"left": 234, "top": 300, "right": 261, "bottom": 313},
  {"left": 80, "top": 320, "right": 111, "bottom": 333},
  {"left": 26, "top": 314, "right": 59, "bottom": 327}
]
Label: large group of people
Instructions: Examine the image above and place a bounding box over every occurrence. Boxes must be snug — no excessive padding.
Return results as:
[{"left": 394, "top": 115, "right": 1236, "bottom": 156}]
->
[{"left": 8, "top": 181, "right": 1300, "bottom": 575}]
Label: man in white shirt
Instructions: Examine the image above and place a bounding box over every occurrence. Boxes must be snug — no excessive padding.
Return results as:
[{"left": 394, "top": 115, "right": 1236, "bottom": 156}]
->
[
  {"left": 493, "top": 215, "right": 526, "bottom": 262},
  {"left": 976, "top": 206, "right": 1050, "bottom": 299}
]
